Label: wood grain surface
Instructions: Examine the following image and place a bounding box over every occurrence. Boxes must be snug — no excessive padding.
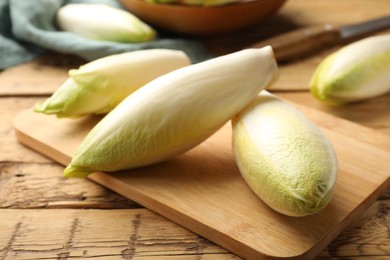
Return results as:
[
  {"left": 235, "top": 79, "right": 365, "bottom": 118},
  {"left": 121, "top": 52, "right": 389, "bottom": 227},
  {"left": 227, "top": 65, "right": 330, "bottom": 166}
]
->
[{"left": 1, "top": 0, "right": 390, "bottom": 259}]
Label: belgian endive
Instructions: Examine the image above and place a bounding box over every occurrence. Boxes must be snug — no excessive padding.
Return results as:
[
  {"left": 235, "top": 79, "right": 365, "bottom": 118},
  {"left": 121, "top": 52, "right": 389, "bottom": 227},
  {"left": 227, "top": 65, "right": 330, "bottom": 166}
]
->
[
  {"left": 56, "top": 3, "right": 156, "bottom": 43},
  {"left": 310, "top": 35, "right": 390, "bottom": 105},
  {"left": 34, "top": 49, "right": 191, "bottom": 117},
  {"left": 64, "top": 47, "right": 279, "bottom": 178},
  {"left": 232, "top": 92, "right": 337, "bottom": 216}
]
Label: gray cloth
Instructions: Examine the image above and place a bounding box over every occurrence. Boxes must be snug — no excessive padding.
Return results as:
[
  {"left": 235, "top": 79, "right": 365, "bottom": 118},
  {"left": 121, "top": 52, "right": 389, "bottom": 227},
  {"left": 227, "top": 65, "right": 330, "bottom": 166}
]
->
[{"left": 0, "top": 0, "right": 212, "bottom": 70}]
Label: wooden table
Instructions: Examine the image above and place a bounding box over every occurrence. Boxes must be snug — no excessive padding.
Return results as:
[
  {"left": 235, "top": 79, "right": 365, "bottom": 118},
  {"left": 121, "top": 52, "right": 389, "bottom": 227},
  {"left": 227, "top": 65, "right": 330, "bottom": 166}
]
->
[{"left": 1, "top": 0, "right": 390, "bottom": 259}]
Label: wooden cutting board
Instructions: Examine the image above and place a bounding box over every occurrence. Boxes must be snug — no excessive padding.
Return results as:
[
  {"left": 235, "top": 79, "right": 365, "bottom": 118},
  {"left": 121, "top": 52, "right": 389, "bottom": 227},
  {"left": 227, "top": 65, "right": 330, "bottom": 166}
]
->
[{"left": 13, "top": 102, "right": 390, "bottom": 260}]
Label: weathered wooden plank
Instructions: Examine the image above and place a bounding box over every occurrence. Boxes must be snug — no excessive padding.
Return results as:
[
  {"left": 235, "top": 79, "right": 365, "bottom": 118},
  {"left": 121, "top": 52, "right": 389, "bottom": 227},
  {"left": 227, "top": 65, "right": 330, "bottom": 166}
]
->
[
  {"left": 0, "top": 202, "right": 390, "bottom": 259},
  {"left": 0, "top": 209, "right": 238, "bottom": 260},
  {"left": 318, "top": 200, "right": 390, "bottom": 258},
  {"left": 1, "top": 161, "right": 389, "bottom": 254},
  {"left": 0, "top": 97, "right": 50, "bottom": 163},
  {"left": 0, "top": 162, "right": 139, "bottom": 209}
]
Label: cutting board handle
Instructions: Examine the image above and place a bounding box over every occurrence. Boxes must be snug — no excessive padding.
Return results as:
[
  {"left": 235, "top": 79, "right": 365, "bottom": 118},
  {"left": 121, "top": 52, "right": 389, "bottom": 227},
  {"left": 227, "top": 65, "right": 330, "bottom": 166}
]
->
[{"left": 251, "top": 24, "right": 341, "bottom": 62}]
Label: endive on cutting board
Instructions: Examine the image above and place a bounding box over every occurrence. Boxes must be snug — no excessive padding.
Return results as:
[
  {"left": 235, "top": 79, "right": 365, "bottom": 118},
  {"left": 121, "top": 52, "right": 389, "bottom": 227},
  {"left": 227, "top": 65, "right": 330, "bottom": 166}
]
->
[{"left": 14, "top": 98, "right": 390, "bottom": 259}]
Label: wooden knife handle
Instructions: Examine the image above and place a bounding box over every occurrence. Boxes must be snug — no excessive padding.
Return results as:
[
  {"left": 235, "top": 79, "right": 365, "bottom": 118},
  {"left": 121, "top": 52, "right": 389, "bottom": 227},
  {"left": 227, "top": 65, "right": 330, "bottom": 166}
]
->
[{"left": 251, "top": 24, "right": 341, "bottom": 62}]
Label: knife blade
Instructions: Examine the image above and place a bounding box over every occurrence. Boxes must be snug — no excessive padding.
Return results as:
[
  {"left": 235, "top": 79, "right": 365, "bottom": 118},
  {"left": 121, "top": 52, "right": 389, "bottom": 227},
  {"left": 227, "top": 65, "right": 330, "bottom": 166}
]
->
[{"left": 251, "top": 15, "right": 390, "bottom": 63}]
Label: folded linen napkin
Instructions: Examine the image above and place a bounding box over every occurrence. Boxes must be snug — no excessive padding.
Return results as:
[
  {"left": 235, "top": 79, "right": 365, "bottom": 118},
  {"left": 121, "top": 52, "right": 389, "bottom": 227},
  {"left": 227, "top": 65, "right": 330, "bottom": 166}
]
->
[{"left": 0, "top": 0, "right": 212, "bottom": 70}]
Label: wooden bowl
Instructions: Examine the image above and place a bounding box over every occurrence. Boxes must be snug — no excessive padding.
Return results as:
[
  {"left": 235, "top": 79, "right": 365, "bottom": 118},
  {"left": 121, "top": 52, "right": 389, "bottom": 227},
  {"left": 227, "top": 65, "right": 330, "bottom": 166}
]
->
[{"left": 119, "top": 0, "right": 287, "bottom": 36}]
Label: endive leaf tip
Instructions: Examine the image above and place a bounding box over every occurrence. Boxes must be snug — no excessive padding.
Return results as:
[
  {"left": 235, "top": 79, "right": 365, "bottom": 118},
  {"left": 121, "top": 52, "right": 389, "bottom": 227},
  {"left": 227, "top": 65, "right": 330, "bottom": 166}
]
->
[
  {"left": 33, "top": 102, "right": 44, "bottom": 113},
  {"left": 262, "top": 45, "right": 280, "bottom": 82},
  {"left": 68, "top": 68, "right": 77, "bottom": 76},
  {"left": 63, "top": 164, "right": 92, "bottom": 178},
  {"left": 33, "top": 100, "right": 60, "bottom": 115}
]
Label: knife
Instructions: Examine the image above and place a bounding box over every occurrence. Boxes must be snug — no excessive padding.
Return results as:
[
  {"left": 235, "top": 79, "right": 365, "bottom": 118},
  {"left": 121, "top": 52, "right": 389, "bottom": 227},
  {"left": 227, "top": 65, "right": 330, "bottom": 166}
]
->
[{"left": 251, "top": 15, "right": 390, "bottom": 63}]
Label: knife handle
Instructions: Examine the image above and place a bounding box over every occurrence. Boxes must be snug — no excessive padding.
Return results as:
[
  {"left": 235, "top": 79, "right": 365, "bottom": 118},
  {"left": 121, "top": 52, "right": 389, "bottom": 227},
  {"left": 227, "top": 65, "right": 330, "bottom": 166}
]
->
[{"left": 251, "top": 24, "right": 341, "bottom": 62}]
